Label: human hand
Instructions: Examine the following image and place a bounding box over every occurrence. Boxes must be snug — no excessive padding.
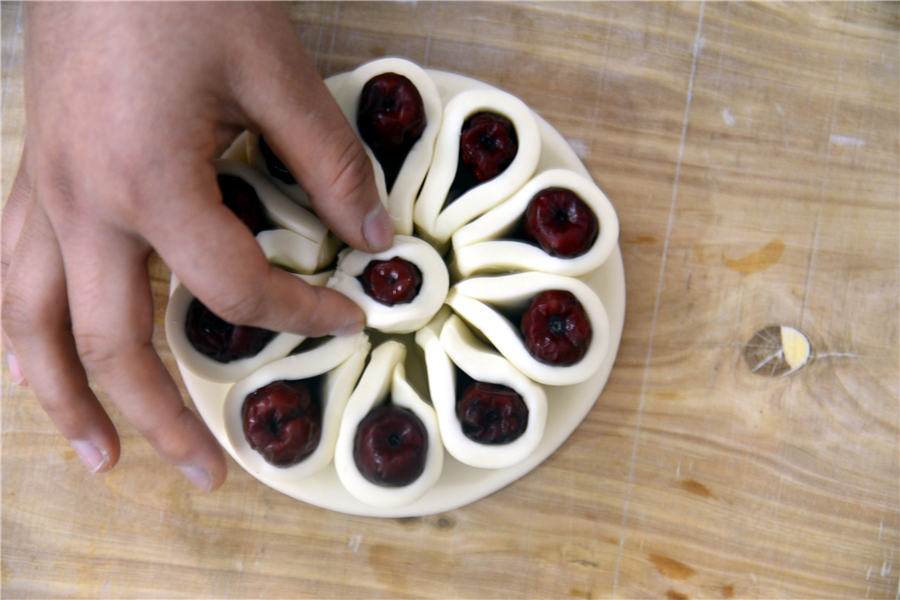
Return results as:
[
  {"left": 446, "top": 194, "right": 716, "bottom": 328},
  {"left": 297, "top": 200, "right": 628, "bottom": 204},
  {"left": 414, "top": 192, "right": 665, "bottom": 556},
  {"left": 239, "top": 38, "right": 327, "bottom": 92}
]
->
[{"left": 1, "top": 2, "right": 393, "bottom": 491}]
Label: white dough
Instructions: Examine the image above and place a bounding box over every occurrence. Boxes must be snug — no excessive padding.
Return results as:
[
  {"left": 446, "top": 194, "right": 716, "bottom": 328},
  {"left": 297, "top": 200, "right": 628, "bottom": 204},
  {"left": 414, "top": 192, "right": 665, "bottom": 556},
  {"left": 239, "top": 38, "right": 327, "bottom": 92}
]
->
[
  {"left": 165, "top": 282, "right": 303, "bottom": 384},
  {"left": 245, "top": 133, "right": 313, "bottom": 208},
  {"left": 327, "top": 234, "right": 449, "bottom": 334},
  {"left": 415, "top": 309, "right": 547, "bottom": 469},
  {"left": 333, "top": 342, "right": 443, "bottom": 508},
  {"left": 213, "top": 159, "right": 340, "bottom": 271},
  {"left": 446, "top": 272, "right": 610, "bottom": 386},
  {"left": 330, "top": 58, "right": 442, "bottom": 236},
  {"left": 223, "top": 333, "right": 370, "bottom": 483},
  {"left": 166, "top": 65, "right": 625, "bottom": 515},
  {"left": 451, "top": 168, "right": 620, "bottom": 277},
  {"left": 255, "top": 229, "right": 336, "bottom": 276},
  {"left": 413, "top": 88, "right": 541, "bottom": 247},
  {"left": 164, "top": 220, "right": 337, "bottom": 383},
  {"left": 220, "top": 130, "right": 251, "bottom": 163}
]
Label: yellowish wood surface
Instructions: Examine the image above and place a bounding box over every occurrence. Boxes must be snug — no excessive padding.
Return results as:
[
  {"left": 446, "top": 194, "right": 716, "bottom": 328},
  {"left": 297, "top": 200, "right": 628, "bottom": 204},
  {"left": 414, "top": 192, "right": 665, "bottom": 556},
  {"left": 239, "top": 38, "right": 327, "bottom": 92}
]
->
[{"left": 2, "top": 2, "right": 898, "bottom": 598}]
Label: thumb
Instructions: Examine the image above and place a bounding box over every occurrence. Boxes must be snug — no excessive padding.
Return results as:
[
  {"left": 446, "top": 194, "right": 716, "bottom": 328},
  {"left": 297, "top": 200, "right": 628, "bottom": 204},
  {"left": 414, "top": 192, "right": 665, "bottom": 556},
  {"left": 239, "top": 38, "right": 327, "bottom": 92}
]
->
[{"left": 231, "top": 9, "right": 393, "bottom": 252}]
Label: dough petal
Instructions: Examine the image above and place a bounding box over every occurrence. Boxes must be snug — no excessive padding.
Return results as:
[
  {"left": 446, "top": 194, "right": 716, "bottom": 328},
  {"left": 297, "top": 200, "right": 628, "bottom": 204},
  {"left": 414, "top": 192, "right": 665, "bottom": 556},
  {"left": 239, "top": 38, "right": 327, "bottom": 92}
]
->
[
  {"left": 415, "top": 309, "right": 547, "bottom": 469},
  {"left": 327, "top": 234, "right": 449, "bottom": 334},
  {"left": 333, "top": 341, "right": 443, "bottom": 508},
  {"left": 223, "top": 333, "right": 370, "bottom": 482},
  {"left": 165, "top": 215, "right": 337, "bottom": 383},
  {"left": 332, "top": 57, "right": 443, "bottom": 235},
  {"left": 245, "top": 133, "right": 312, "bottom": 208},
  {"left": 413, "top": 88, "right": 541, "bottom": 247},
  {"left": 213, "top": 159, "right": 340, "bottom": 271},
  {"left": 446, "top": 272, "right": 610, "bottom": 386},
  {"left": 451, "top": 168, "right": 619, "bottom": 277}
]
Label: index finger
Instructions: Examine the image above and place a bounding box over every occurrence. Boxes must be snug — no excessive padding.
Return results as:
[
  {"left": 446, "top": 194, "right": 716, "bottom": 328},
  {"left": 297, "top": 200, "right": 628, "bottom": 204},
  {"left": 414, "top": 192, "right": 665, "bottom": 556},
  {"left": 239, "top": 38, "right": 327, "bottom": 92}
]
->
[
  {"left": 142, "top": 162, "right": 366, "bottom": 337},
  {"left": 228, "top": 6, "right": 393, "bottom": 253}
]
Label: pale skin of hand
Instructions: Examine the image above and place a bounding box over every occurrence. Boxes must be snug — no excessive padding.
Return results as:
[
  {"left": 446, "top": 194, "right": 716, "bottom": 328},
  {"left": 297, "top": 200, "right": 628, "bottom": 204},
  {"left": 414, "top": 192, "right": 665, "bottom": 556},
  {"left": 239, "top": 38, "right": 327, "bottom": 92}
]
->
[{"left": 1, "top": 2, "right": 393, "bottom": 491}]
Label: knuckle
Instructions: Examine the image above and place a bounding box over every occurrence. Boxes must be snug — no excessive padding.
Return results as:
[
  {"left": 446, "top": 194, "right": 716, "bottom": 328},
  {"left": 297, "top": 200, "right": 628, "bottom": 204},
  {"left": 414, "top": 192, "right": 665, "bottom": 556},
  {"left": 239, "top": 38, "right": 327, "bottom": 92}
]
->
[
  {"left": 73, "top": 328, "right": 124, "bottom": 374},
  {"left": 326, "top": 135, "right": 375, "bottom": 207},
  {"left": 143, "top": 407, "right": 196, "bottom": 464}
]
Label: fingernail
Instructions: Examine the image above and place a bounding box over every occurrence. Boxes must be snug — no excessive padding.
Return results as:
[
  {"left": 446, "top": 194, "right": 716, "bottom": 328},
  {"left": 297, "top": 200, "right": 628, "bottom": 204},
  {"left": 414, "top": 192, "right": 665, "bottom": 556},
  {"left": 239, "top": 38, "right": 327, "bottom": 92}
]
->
[
  {"left": 362, "top": 204, "right": 394, "bottom": 251},
  {"left": 6, "top": 352, "right": 26, "bottom": 386},
  {"left": 178, "top": 464, "right": 213, "bottom": 492},
  {"left": 71, "top": 440, "right": 108, "bottom": 474}
]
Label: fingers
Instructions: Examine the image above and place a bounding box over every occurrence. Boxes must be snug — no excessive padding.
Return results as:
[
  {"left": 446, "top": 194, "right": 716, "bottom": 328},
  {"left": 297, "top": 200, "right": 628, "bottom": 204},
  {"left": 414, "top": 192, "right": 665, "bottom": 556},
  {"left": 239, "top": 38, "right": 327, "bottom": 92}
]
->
[
  {"left": 229, "top": 7, "right": 393, "bottom": 252},
  {"left": 140, "top": 163, "right": 366, "bottom": 337},
  {"left": 2, "top": 201, "right": 120, "bottom": 473},
  {"left": 55, "top": 221, "right": 227, "bottom": 492}
]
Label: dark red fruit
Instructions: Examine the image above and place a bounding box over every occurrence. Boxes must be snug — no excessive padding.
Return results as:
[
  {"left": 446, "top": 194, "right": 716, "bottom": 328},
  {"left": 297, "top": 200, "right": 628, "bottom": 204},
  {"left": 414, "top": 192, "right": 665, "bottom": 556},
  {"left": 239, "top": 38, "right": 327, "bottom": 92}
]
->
[
  {"left": 524, "top": 188, "right": 598, "bottom": 258},
  {"left": 217, "top": 175, "right": 268, "bottom": 235},
  {"left": 185, "top": 299, "right": 276, "bottom": 362},
  {"left": 359, "top": 257, "right": 422, "bottom": 306},
  {"left": 457, "top": 382, "right": 528, "bottom": 444},
  {"left": 242, "top": 380, "right": 321, "bottom": 466},
  {"left": 357, "top": 73, "right": 426, "bottom": 153},
  {"left": 357, "top": 73, "right": 426, "bottom": 191},
  {"left": 353, "top": 404, "right": 428, "bottom": 486},
  {"left": 520, "top": 290, "right": 592, "bottom": 365},
  {"left": 459, "top": 112, "right": 518, "bottom": 182},
  {"left": 258, "top": 135, "right": 296, "bottom": 185}
]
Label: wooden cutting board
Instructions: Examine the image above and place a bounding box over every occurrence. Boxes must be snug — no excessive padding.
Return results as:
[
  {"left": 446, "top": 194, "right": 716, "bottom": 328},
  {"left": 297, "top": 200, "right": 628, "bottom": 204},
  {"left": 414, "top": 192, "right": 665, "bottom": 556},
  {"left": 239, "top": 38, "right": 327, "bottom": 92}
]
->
[{"left": 2, "top": 2, "right": 897, "bottom": 598}]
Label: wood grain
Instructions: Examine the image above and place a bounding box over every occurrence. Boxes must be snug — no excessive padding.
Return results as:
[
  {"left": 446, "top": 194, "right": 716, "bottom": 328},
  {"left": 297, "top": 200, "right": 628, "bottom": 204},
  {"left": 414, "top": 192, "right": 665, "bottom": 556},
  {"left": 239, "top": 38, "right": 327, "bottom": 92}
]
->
[{"left": 2, "top": 2, "right": 897, "bottom": 598}]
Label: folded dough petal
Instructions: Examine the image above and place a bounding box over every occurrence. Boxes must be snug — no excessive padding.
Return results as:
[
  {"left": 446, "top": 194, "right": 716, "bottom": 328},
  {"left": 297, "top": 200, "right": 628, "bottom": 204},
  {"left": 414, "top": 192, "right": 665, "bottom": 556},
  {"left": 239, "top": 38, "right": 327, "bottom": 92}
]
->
[
  {"left": 330, "top": 57, "right": 442, "bottom": 236},
  {"left": 327, "top": 234, "right": 449, "bottom": 334},
  {"left": 451, "top": 168, "right": 619, "bottom": 277},
  {"left": 223, "top": 333, "right": 370, "bottom": 483},
  {"left": 413, "top": 88, "right": 541, "bottom": 247},
  {"left": 333, "top": 341, "right": 443, "bottom": 508},
  {"left": 165, "top": 226, "right": 335, "bottom": 383},
  {"left": 415, "top": 309, "right": 547, "bottom": 469},
  {"left": 255, "top": 229, "right": 334, "bottom": 276},
  {"left": 446, "top": 272, "right": 610, "bottom": 386},
  {"left": 245, "top": 133, "right": 313, "bottom": 209},
  {"left": 213, "top": 159, "right": 340, "bottom": 271}
]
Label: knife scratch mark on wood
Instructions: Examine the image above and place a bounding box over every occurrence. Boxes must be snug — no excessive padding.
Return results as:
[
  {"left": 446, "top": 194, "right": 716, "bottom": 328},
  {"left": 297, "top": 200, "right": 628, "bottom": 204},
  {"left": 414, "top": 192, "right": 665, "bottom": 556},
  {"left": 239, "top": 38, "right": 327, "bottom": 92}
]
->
[
  {"left": 723, "top": 239, "right": 785, "bottom": 274},
  {"left": 830, "top": 133, "right": 866, "bottom": 147}
]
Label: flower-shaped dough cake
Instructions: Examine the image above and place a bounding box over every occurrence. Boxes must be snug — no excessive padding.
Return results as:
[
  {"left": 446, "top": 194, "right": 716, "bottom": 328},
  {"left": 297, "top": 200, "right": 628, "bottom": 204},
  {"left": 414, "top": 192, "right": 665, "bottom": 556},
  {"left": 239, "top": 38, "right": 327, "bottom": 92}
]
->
[{"left": 165, "top": 58, "right": 621, "bottom": 512}]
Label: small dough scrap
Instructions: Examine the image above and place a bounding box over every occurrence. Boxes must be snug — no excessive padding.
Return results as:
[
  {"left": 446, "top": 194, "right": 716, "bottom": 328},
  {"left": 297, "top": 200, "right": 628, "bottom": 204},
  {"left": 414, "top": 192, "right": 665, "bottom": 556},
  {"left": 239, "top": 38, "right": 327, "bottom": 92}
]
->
[
  {"left": 223, "top": 333, "right": 370, "bottom": 483},
  {"left": 213, "top": 159, "right": 340, "bottom": 271},
  {"left": 413, "top": 87, "right": 540, "bottom": 247},
  {"left": 446, "top": 272, "right": 610, "bottom": 386},
  {"left": 333, "top": 341, "right": 443, "bottom": 508},
  {"left": 415, "top": 309, "right": 547, "bottom": 469},
  {"left": 451, "top": 168, "right": 619, "bottom": 277},
  {"left": 327, "top": 235, "right": 449, "bottom": 334},
  {"left": 331, "top": 57, "right": 442, "bottom": 235}
]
